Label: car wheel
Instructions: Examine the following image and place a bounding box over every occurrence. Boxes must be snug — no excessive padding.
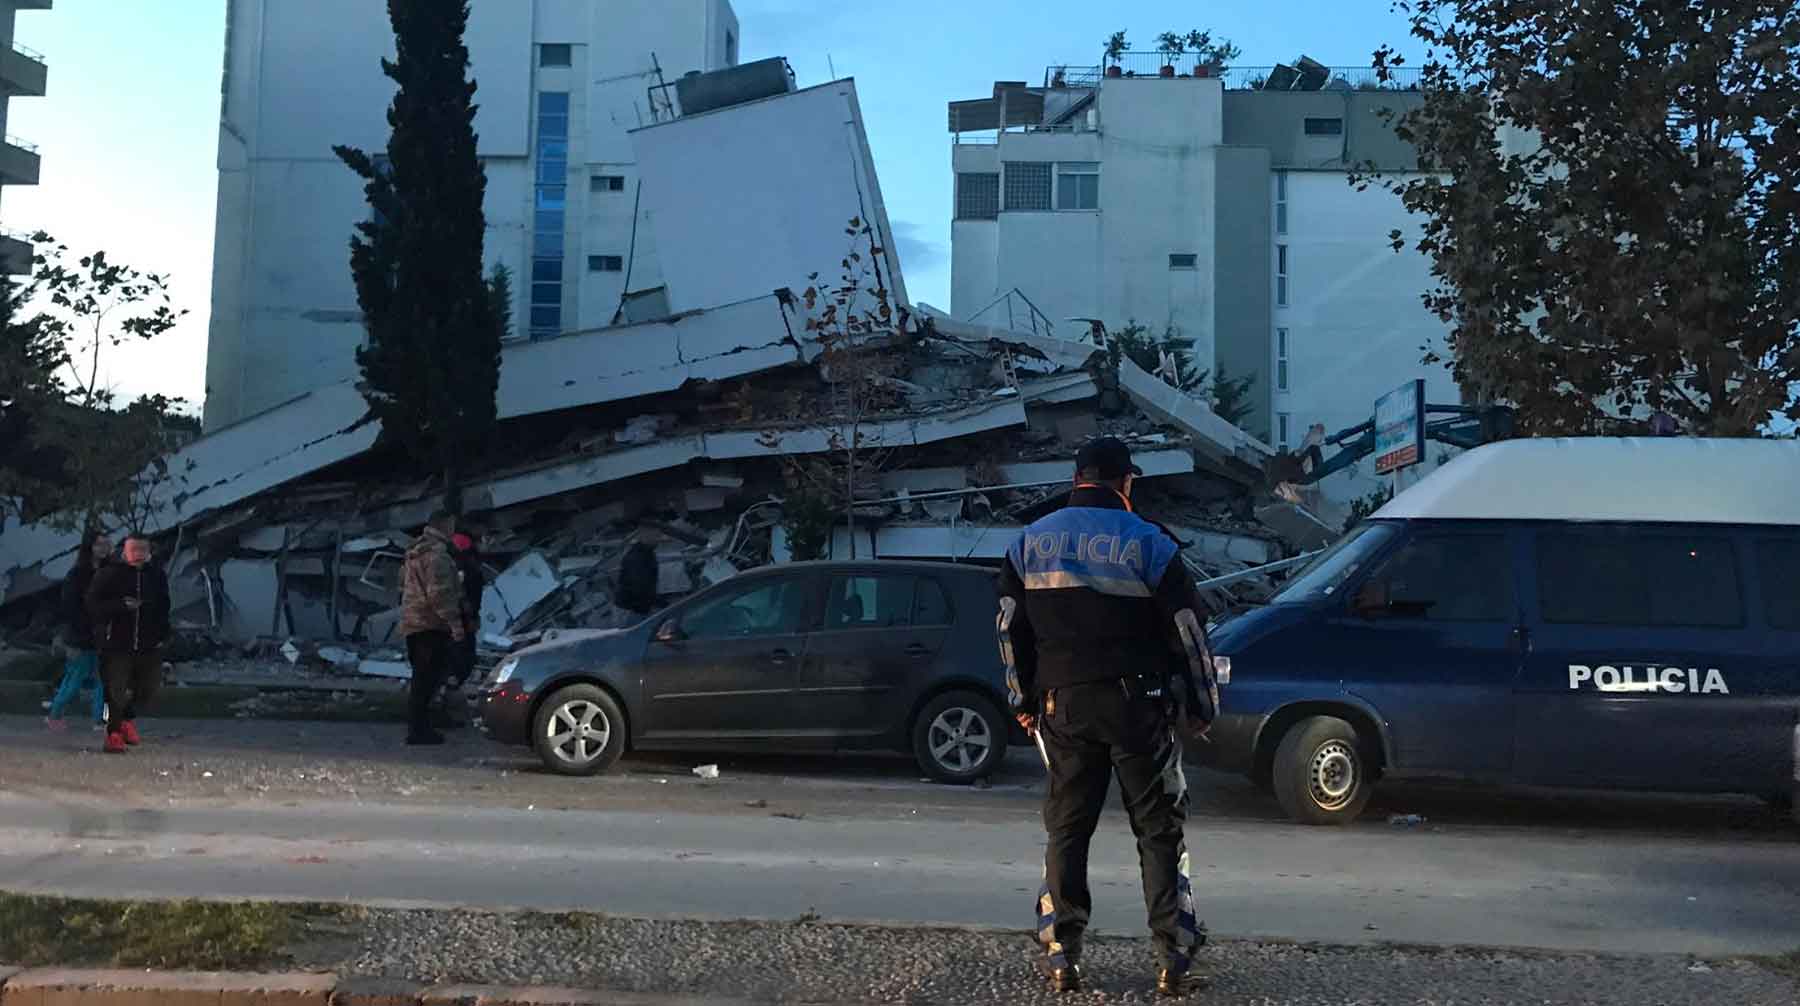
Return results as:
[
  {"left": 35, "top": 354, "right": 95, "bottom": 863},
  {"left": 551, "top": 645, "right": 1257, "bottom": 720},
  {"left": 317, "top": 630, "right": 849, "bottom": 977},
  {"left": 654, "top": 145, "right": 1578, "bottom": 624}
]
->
[
  {"left": 532, "top": 684, "right": 626, "bottom": 777},
  {"left": 913, "top": 690, "right": 1006, "bottom": 784},
  {"left": 1271, "top": 715, "right": 1372, "bottom": 825}
]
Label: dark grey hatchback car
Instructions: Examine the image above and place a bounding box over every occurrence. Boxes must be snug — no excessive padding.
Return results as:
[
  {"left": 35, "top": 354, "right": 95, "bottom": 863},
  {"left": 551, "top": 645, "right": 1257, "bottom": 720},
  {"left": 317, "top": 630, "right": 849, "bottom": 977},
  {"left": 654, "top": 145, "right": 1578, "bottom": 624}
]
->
[{"left": 474, "top": 560, "right": 1021, "bottom": 782}]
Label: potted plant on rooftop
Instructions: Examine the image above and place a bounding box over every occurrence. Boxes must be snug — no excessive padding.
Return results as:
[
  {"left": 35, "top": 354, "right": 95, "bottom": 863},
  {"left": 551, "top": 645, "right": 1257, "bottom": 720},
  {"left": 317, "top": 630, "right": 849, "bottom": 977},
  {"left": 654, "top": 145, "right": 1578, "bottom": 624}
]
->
[
  {"left": 1184, "top": 29, "right": 1242, "bottom": 78},
  {"left": 1104, "top": 31, "right": 1127, "bottom": 78},
  {"left": 1155, "top": 31, "right": 1184, "bottom": 77}
]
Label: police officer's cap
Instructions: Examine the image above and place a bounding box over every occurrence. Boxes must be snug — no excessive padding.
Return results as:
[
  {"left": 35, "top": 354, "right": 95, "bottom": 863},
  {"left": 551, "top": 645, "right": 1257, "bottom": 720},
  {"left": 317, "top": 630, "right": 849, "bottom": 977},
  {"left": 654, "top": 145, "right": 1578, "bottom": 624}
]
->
[{"left": 1075, "top": 436, "right": 1143, "bottom": 480}]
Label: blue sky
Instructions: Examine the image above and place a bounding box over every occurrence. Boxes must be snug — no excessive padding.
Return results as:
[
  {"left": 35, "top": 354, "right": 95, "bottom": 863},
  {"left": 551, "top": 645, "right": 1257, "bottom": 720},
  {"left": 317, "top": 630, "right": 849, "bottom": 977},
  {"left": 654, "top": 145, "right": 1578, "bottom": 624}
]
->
[{"left": 4, "top": 0, "right": 1422, "bottom": 408}]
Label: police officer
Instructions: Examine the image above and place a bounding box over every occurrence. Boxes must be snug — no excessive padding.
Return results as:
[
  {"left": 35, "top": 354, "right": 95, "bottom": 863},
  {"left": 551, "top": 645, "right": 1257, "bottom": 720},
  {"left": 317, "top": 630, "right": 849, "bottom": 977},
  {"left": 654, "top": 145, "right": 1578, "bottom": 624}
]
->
[{"left": 998, "top": 436, "right": 1218, "bottom": 996}]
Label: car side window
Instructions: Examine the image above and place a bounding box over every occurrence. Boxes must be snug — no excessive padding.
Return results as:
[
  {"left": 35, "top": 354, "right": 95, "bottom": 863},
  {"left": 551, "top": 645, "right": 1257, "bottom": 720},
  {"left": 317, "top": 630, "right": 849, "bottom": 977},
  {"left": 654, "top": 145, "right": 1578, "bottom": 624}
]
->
[
  {"left": 1755, "top": 538, "right": 1800, "bottom": 630},
  {"left": 1368, "top": 533, "right": 1514, "bottom": 621},
  {"left": 824, "top": 574, "right": 917, "bottom": 629},
  {"left": 678, "top": 577, "right": 808, "bottom": 639},
  {"left": 1537, "top": 531, "right": 1743, "bottom": 628}
]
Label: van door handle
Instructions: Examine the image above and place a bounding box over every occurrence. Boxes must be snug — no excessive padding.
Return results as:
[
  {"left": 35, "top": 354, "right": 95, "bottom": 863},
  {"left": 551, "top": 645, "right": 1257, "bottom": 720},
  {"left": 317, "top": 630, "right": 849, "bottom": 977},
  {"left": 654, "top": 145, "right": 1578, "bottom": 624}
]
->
[
  {"left": 1510, "top": 626, "right": 1531, "bottom": 654},
  {"left": 904, "top": 643, "right": 931, "bottom": 658},
  {"left": 768, "top": 648, "right": 794, "bottom": 664}
]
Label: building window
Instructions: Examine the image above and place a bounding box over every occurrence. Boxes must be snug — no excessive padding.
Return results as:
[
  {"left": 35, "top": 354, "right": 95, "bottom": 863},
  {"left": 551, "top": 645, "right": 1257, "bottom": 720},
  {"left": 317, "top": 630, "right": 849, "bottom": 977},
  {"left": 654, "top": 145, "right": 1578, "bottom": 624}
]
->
[
  {"left": 1169, "top": 253, "right": 1198, "bottom": 270},
  {"left": 1304, "top": 117, "right": 1344, "bottom": 136},
  {"left": 1276, "top": 327, "right": 1289, "bottom": 391},
  {"left": 1003, "top": 161, "right": 1052, "bottom": 212},
  {"left": 1275, "top": 170, "right": 1288, "bottom": 234},
  {"left": 1276, "top": 244, "right": 1289, "bottom": 306},
  {"left": 531, "top": 91, "right": 571, "bottom": 339},
  {"left": 1537, "top": 532, "right": 1743, "bottom": 628},
  {"left": 1278, "top": 412, "right": 1291, "bottom": 450},
  {"left": 955, "top": 172, "right": 999, "bottom": 220},
  {"left": 1056, "top": 162, "right": 1099, "bottom": 210},
  {"left": 588, "top": 255, "right": 623, "bottom": 273},
  {"left": 591, "top": 174, "right": 625, "bottom": 193},
  {"left": 540, "top": 44, "right": 573, "bottom": 68}
]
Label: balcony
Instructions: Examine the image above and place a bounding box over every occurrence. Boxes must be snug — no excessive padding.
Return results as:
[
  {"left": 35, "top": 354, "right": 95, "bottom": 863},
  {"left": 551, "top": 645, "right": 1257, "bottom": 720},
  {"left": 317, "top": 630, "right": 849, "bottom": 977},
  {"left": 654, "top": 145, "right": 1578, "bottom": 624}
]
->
[
  {"left": 0, "top": 135, "right": 40, "bottom": 185},
  {"left": 0, "top": 231, "right": 32, "bottom": 275},
  {"left": 0, "top": 42, "right": 46, "bottom": 96}
]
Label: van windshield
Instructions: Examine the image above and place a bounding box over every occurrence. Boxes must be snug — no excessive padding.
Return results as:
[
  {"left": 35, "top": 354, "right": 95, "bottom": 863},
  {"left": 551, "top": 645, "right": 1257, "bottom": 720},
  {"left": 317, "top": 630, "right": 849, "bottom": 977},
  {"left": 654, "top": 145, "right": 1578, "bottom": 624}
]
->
[{"left": 1269, "top": 521, "right": 1399, "bottom": 604}]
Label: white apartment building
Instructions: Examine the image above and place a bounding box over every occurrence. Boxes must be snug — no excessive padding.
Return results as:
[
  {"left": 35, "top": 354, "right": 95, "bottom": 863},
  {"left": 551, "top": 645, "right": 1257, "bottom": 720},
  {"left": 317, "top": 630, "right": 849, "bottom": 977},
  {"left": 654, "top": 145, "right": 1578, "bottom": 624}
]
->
[
  {"left": 949, "top": 59, "right": 1461, "bottom": 501},
  {"left": 204, "top": 0, "right": 741, "bottom": 431},
  {"left": 0, "top": 0, "right": 48, "bottom": 275}
]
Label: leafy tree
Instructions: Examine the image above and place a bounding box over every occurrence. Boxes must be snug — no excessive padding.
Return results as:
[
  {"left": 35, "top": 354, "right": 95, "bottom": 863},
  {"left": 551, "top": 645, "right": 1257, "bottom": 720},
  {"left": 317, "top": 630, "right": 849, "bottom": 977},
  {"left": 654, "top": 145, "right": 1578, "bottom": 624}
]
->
[
  {"left": 0, "top": 234, "right": 189, "bottom": 535},
  {"left": 335, "top": 0, "right": 499, "bottom": 511},
  {"left": 1362, "top": 0, "right": 1800, "bottom": 436},
  {"left": 1344, "top": 484, "right": 1395, "bottom": 530},
  {"left": 1106, "top": 320, "right": 1258, "bottom": 426},
  {"left": 762, "top": 218, "right": 904, "bottom": 559}
]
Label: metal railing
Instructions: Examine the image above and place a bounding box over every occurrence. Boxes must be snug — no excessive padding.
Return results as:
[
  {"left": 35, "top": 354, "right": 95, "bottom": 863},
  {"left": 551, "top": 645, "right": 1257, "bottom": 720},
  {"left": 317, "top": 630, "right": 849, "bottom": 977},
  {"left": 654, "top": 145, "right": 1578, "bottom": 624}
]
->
[
  {"left": 4, "top": 135, "right": 38, "bottom": 154},
  {"left": 1050, "top": 54, "right": 1425, "bottom": 92},
  {"left": 9, "top": 41, "right": 43, "bottom": 64}
]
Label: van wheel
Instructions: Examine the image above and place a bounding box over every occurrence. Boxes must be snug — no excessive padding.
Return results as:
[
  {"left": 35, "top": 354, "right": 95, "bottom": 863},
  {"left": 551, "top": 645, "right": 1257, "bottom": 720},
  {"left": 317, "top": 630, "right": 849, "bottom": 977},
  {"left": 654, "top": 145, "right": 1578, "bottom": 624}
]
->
[
  {"left": 913, "top": 690, "right": 1006, "bottom": 784},
  {"left": 532, "top": 684, "right": 626, "bottom": 777},
  {"left": 1272, "top": 715, "right": 1372, "bottom": 825}
]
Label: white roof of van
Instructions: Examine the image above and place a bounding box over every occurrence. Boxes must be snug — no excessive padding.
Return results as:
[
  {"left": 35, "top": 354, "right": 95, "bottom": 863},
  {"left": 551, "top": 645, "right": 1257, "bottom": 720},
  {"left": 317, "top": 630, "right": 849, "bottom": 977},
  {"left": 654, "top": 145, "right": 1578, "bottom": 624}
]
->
[{"left": 1374, "top": 437, "right": 1800, "bottom": 526}]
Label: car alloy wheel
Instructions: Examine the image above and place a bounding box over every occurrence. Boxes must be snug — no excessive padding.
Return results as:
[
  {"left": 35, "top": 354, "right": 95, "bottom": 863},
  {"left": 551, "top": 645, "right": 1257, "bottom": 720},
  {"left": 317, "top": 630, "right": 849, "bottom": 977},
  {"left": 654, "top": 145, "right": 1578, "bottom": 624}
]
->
[
  {"left": 927, "top": 705, "right": 994, "bottom": 775},
  {"left": 545, "top": 698, "right": 612, "bottom": 768}
]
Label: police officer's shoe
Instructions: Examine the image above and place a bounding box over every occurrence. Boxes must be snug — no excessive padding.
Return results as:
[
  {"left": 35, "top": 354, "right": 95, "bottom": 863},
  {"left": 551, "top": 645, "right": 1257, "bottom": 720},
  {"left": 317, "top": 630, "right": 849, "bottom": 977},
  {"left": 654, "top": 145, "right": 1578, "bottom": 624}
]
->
[
  {"left": 1036, "top": 956, "right": 1082, "bottom": 993},
  {"left": 1156, "top": 966, "right": 1199, "bottom": 997}
]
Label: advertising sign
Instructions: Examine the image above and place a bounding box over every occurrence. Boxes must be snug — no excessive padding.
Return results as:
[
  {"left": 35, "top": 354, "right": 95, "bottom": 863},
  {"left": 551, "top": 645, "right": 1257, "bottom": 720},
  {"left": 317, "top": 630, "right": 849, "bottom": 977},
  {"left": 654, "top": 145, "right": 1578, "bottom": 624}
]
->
[{"left": 1373, "top": 379, "right": 1426, "bottom": 474}]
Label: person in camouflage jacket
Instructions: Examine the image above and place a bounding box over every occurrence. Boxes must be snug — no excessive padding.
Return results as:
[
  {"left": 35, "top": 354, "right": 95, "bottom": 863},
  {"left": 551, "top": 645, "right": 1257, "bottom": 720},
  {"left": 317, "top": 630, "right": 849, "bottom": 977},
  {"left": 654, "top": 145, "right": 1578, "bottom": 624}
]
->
[{"left": 399, "top": 511, "right": 465, "bottom": 745}]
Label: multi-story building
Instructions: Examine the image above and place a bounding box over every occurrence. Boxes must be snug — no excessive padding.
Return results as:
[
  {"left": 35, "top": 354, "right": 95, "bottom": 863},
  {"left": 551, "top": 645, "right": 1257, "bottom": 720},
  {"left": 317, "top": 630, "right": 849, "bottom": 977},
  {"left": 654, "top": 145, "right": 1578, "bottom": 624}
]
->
[
  {"left": 0, "top": 0, "right": 48, "bottom": 275},
  {"left": 204, "top": 0, "right": 740, "bottom": 431},
  {"left": 948, "top": 57, "right": 1461, "bottom": 501}
]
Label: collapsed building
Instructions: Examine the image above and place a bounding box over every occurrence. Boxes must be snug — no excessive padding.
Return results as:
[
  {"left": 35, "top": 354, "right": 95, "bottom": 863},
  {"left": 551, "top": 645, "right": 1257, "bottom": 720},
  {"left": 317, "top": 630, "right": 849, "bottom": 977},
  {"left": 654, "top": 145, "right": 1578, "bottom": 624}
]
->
[{"left": 0, "top": 66, "right": 1340, "bottom": 670}]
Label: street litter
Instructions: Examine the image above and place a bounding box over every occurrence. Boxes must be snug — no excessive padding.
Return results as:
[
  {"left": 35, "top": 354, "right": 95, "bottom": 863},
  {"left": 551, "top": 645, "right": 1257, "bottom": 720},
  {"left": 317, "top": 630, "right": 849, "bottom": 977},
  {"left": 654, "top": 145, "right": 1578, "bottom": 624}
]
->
[
  {"left": 693, "top": 763, "right": 721, "bottom": 779},
  {"left": 280, "top": 641, "right": 300, "bottom": 664},
  {"left": 1387, "top": 814, "right": 1426, "bottom": 827}
]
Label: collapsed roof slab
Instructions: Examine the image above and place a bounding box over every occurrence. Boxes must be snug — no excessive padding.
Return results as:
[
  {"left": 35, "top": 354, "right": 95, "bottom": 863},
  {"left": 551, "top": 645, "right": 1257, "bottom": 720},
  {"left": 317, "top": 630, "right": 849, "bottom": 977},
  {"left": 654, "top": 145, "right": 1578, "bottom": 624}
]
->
[
  {"left": 476, "top": 397, "right": 1033, "bottom": 513},
  {"left": 499, "top": 294, "right": 804, "bottom": 419},
  {"left": 1118, "top": 357, "right": 1276, "bottom": 482},
  {"left": 914, "top": 304, "right": 1101, "bottom": 373},
  {"left": 0, "top": 296, "right": 809, "bottom": 605}
]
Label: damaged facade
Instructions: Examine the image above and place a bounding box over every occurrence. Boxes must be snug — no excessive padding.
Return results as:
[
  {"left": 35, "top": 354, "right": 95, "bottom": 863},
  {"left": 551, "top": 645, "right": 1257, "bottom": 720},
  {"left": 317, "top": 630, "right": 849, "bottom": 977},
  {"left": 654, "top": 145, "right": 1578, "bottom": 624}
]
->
[{"left": 1, "top": 60, "right": 1333, "bottom": 671}]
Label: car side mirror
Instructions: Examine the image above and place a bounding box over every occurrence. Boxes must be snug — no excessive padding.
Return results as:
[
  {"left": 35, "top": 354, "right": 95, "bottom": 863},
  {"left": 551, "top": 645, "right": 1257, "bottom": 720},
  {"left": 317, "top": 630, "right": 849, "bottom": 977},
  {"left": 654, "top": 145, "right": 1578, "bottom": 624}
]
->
[
  {"left": 654, "top": 620, "right": 685, "bottom": 644},
  {"left": 1351, "top": 580, "right": 1391, "bottom": 617}
]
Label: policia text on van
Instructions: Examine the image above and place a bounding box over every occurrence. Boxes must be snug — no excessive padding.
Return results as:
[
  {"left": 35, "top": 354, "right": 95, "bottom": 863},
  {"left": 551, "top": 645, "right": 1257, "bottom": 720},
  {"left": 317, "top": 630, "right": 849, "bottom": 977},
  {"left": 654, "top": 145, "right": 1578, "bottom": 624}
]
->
[{"left": 1199, "top": 438, "right": 1800, "bottom": 825}]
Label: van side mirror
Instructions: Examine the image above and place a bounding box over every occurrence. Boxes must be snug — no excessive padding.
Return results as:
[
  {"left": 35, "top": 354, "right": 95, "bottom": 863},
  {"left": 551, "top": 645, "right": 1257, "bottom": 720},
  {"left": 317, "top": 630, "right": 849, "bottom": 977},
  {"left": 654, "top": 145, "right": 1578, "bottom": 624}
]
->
[
  {"left": 654, "top": 620, "right": 685, "bottom": 644},
  {"left": 1351, "top": 580, "right": 1391, "bottom": 617}
]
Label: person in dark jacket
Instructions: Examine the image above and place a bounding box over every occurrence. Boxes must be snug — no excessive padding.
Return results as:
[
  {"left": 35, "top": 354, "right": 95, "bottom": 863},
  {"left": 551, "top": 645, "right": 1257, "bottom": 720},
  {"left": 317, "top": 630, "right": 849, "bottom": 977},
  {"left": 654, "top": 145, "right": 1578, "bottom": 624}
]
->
[
  {"left": 85, "top": 533, "right": 170, "bottom": 754},
  {"left": 998, "top": 437, "right": 1217, "bottom": 996},
  {"left": 399, "top": 512, "right": 464, "bottom": 746},
  {"left": 437, "top": 528, "right": 485, "bottom": 726},
  {"left": 46, "top": 531, "right": 111, "bottom": 731}
]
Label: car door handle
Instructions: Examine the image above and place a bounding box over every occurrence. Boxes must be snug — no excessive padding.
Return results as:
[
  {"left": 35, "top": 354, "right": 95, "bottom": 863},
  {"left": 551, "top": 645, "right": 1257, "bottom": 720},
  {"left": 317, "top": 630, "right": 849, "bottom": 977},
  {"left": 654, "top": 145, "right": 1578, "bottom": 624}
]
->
[
  {"left": 904, "top": 643, "right": 930, "bottom": 658},
  {"left": 768, "top": 648, "right": 794, "bottom": 664}
]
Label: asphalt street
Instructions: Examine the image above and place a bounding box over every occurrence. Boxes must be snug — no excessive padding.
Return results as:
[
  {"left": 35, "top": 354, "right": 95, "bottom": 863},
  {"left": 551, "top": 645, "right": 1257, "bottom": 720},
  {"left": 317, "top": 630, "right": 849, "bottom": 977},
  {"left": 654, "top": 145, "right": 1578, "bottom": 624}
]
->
[{"left": 3, "top": 715, "right": 1798, "bottom": 959}]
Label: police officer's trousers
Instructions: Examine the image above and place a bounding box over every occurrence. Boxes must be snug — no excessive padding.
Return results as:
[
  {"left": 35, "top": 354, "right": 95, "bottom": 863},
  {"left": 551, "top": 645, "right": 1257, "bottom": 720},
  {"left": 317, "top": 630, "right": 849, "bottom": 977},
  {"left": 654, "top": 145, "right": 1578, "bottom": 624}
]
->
[{"left": 1035, "top": 676, "right": 1201, "bottom": 971}]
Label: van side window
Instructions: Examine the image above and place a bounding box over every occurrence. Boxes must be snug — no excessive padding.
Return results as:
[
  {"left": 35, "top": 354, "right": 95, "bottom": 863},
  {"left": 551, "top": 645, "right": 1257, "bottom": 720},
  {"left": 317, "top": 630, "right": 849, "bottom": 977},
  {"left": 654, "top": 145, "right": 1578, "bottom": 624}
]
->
[
  {"left": 1755, "top": 539, "right": 1800, "bottom": 629},
  {"left": 1371, "top": 534, "right": 1514, "bottom": 621},
  {"left": 1537, "top": 532, "right": 1742, "bottom": 628}
]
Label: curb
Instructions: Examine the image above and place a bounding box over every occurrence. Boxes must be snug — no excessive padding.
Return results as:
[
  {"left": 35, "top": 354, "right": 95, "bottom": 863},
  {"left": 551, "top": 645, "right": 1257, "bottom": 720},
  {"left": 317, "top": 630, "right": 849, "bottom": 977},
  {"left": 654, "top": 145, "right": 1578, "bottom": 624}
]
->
[{"left": 0, "top": 972, "right": 760, "bottom": 1006}]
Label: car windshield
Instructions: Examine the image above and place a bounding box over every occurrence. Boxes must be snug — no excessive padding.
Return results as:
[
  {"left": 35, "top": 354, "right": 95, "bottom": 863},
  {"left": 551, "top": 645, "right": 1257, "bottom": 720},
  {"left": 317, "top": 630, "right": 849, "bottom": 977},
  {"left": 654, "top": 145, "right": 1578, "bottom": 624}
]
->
[{"left": 1268, "top": 521, "right": 1399, "bottom": 604}]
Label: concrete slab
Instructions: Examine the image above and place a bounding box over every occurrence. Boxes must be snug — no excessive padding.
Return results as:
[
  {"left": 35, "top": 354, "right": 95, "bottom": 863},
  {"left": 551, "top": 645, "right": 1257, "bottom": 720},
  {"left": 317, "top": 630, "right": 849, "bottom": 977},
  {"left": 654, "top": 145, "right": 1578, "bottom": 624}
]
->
[{"left": 327, "top": 978, "right": 418, "bottom": 1006}]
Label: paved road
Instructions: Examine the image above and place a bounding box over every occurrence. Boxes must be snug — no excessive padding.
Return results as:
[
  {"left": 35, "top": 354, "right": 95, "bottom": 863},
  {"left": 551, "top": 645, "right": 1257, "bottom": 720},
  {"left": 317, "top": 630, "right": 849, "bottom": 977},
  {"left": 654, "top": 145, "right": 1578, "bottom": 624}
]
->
[{"left": 3, "top": 716, "right": 1798, "bottom": 958}]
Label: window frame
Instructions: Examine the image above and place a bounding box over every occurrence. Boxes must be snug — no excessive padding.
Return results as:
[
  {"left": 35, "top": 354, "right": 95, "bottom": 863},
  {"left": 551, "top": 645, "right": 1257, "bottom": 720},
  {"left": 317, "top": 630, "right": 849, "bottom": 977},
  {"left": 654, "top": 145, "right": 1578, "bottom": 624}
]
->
[
  {"left": 1055, "top": 161, "right": 1099, "bottom": 211},
  {"left": 1304, "top": 116, "right": 1344, "bottom": 136},
  {"left": 1276, "top": 244, "right": 1289, "bottom": 306},
  {"left": 1275, "top": 169, "right": 1288, "bottom": 235},
  {"left": 1169, "top": 253, "right": 1198, "bottom": 270},
  {"left": 822, "top": 572, "right": 935, "bottom": 631},
  {"left": 1002, "top": 161, "right": 1052, "bottom": 212},
  {"left": 1277, "top": 412, "right": 1290, "bottom": 450},
  {"left": 539, "top": 43, "right": 573, "bottom": 68},
  {"left": 591, "top": 174, "right": 626, "bottom": 193},
  {"left": 588, "top": 254, "right": 624, "bottom": 273},
  {"left": 1276, "top": 327, "right": 1290, "bottom": 391}
]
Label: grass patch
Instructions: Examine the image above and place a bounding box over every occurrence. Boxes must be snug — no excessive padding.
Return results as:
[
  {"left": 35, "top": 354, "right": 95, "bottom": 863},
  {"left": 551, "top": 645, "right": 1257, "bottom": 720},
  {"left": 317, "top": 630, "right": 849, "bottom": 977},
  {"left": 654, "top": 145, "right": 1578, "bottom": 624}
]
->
[{"left": 0, "top": 893, "right": 340, "bottom": 969}]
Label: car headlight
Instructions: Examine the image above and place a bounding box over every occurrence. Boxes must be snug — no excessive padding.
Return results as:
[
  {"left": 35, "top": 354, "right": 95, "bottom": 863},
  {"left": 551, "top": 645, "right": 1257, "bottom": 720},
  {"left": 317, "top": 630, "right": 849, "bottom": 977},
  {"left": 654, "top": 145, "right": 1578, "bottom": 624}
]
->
[
  {"left": 490, "top": 656, "right": 520, "bottom": 686},
  {"left": 1212, "top": 655, "right": 1231, "bottom": 685}
]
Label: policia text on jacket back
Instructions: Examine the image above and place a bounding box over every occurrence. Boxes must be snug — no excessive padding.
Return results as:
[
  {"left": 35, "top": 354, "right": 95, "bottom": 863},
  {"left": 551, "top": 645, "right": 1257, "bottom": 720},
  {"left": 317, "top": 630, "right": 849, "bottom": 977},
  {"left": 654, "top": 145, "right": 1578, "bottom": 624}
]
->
[{"left": 998, "top": 437, "right": 1221, "bottom": 997}]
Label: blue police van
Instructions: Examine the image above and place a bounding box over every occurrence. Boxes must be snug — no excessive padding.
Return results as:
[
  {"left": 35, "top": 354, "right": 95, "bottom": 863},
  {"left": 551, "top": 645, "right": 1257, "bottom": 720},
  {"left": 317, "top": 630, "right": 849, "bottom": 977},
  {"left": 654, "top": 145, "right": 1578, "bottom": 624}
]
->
[{"left": 1202, "top": 437, "right": 1800, "bottom": 825}]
